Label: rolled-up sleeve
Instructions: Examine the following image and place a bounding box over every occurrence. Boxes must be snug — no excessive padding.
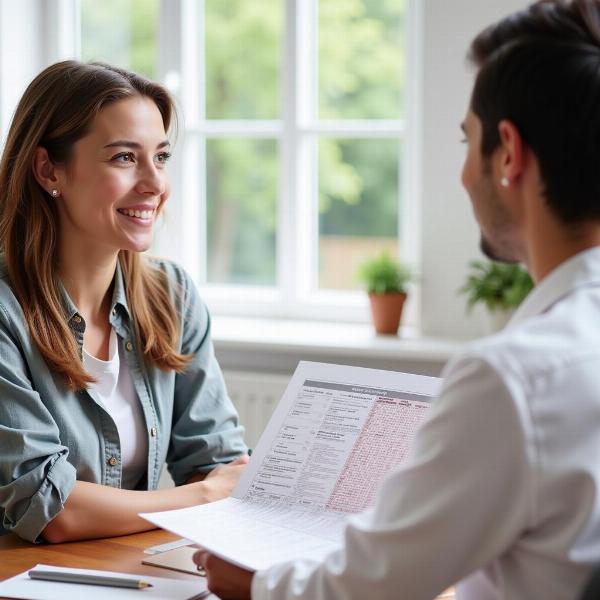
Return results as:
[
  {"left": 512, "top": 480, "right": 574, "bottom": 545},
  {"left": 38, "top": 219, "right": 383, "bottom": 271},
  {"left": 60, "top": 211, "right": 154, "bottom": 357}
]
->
[
  {"left": 0, "top": 311, "right": 76, "bottom": 542},
  {"left": 166, "top": 270, "right": 246, "bottom": 486}
]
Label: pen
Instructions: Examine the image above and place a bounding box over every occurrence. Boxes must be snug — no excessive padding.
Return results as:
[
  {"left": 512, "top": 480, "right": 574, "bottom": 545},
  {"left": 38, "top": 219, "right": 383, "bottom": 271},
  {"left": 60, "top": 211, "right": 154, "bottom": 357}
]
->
[{"left": 28, "top": 569, "right": 153, "bottom": 589}]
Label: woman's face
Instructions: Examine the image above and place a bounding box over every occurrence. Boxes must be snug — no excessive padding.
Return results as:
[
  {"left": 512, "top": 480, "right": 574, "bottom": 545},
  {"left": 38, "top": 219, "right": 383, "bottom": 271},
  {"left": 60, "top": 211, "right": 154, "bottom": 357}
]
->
[{"left": 55, "top": 95, "right": 171, "bottom": 255}]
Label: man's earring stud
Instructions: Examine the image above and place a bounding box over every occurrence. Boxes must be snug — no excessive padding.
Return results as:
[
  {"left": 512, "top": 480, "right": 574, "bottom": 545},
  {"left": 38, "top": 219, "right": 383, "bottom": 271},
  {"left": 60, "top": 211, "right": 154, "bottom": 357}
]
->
[
  {"left": 500, "top": 176, "right": 510, "bottom": 188},
  {"left": 51, "top": 189, "right": 59, "bottom": 197}
]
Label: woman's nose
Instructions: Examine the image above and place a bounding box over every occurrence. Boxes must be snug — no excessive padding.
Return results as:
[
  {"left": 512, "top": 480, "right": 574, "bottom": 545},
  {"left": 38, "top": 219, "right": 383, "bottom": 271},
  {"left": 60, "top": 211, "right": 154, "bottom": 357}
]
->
[{"left": 136, "top": 162, "right": 166, "bottom": 196}]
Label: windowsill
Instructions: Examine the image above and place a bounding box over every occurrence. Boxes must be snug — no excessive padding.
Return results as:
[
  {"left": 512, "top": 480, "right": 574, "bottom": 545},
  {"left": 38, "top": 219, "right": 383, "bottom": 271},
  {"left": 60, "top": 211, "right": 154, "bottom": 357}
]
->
[{"left": 211, "top": 316, "right": 467, "bottom": 363}]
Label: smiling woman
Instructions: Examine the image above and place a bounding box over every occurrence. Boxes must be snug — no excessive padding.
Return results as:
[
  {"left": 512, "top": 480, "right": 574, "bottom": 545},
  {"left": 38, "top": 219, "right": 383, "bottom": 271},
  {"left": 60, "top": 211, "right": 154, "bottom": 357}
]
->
[
  {"left": 37, "top": 96, "right": 172, "bottom": 259},
  {"left": 0, "top": 61, "right": 248, "bottom": 544}
]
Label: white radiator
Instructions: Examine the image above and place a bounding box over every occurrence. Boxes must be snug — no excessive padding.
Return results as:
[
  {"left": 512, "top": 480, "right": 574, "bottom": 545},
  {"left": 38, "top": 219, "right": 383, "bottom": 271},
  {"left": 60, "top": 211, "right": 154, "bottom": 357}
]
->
[{"left": 224, "top": 370, "right": 289, "bottom": 449}]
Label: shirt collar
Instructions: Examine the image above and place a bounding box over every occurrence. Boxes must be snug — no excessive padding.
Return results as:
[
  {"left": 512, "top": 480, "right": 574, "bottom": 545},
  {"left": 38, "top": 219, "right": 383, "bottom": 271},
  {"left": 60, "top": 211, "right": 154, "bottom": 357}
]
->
[
  {"left": 59, "top": 283, "right": 79, "bottom": 322},
  {"left": 509, "top": 246, "right": 600, "bottom": 326},
  {"left": 110, "top": 259, "right": 131, "bottom": 321}
]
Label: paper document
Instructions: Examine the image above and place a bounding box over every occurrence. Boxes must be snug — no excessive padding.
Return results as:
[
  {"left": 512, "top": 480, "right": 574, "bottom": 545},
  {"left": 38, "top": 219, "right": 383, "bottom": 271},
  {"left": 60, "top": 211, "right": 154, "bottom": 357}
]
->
[
  {"left": 0, "top": 564, "right": 207, "bottom": 600},
  {"left": 142, "top": 361, "right": 441, "bottom": 571}
]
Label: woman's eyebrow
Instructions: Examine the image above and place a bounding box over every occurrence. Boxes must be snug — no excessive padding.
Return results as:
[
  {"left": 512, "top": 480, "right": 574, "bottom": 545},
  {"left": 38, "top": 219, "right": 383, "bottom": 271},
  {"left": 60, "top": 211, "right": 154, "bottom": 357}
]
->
[{"left": 103, "top": 139, "right": 171, "bottom": 149}]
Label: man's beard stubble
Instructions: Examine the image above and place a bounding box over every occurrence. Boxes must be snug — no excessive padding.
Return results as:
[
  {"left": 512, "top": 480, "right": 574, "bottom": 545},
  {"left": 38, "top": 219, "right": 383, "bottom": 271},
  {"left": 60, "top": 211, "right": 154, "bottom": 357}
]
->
[
  {"left": 477, "top": 161, "right": 521, "bottom": 264},
  {"left": 479, "top": 235, "right": 520, "bottom": 263}
]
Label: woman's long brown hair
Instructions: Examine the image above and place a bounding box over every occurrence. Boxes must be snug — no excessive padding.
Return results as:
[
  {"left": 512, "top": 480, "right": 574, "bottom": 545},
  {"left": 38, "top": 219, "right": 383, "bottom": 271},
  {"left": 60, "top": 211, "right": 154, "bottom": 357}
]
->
[{"left": 0, "top": 60, "right": 190, "bottom": 390}]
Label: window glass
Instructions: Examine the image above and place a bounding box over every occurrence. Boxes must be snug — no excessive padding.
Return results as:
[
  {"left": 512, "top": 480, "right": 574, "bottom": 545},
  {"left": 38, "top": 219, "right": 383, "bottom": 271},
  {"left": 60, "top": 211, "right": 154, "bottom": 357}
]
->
[
  {"left": 318, "top": 0, "right": 406, "bottom": 119},
  {"left": 77, "top": 0, "right": 409, "bottom": 316},
  {"left": 206, "top": 139, "right": 278, "bottom": 285},
  {"left": 319, "top": 138, "right": 400, "bottom": 290},
  {"left": 205, "top": 0, "right": 282, "bottom": 120},
  {"left": 80, "top": 0, "right": 159, "bottom": 79}
]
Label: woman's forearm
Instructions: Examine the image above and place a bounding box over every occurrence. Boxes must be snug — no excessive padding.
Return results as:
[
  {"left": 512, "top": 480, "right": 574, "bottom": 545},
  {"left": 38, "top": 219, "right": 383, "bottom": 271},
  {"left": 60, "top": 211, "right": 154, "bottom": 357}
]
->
[
  {"left": 42, "top": 479, "right": 205, "bottom": 543},
  {"left": 42, "top": 457, "right": 248, "bottom": 543}
]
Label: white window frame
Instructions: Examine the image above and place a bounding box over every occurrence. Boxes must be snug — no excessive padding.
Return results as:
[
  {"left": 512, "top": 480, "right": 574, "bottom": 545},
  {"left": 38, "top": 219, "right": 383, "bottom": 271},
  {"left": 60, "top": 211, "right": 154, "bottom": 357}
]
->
[{"left": 52, "top": 0, "right": 422, "bottom": 325}]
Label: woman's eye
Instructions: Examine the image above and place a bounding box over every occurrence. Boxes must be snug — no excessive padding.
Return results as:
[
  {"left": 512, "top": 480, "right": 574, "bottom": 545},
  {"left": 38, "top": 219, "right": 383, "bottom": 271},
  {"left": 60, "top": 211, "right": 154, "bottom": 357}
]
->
[
  {"left": 113, "top": 152, "right": 135, "bottom": 163},
  {"left": 155, "top": 152, "right": 172, "bottom": 165}
]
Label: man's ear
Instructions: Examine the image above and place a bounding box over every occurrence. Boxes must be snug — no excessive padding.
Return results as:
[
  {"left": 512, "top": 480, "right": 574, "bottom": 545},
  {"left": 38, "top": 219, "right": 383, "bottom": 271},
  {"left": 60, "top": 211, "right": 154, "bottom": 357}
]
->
[
  {"left": 497, "top": 119, "right": 525, "bottom": 186},
  {"left": 32, "top": 147, "right": 61, "bottom": 196}
]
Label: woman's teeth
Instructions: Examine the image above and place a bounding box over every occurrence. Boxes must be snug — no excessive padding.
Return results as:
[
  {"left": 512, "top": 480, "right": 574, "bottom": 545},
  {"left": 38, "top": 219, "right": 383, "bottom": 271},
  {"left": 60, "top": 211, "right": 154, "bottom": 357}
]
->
[{"left": 118, "top": 209, "right": 153, "bottom": 219}]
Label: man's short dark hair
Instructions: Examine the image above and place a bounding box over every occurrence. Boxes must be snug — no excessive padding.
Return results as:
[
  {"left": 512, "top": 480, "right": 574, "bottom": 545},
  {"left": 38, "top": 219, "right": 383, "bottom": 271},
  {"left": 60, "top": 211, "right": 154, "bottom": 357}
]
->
[{"left": 470, "top": 0, "right": 600, "bottom": 223}]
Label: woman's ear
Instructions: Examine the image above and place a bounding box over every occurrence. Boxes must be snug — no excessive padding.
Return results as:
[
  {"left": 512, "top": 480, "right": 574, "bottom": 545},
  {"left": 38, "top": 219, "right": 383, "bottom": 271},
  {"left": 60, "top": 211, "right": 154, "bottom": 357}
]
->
[{"left": 32, "top": 147, "right": 61, "bottom": 197}]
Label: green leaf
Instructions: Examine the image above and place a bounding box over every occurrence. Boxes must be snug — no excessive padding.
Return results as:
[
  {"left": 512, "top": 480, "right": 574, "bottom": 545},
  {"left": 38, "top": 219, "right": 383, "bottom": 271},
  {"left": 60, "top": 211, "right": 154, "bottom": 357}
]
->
[
  {"left": 357, "top": 250, "right": 413, "bottom": 294},
  {"left": 458, "top": 260, "right": 533, "bottom": 312}
]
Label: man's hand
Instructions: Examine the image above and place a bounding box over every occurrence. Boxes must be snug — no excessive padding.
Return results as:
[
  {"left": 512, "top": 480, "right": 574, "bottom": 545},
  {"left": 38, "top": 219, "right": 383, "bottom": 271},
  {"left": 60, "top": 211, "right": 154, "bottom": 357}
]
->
[{"left": 194, "top": 550, "right": 254, "bottom": 600}]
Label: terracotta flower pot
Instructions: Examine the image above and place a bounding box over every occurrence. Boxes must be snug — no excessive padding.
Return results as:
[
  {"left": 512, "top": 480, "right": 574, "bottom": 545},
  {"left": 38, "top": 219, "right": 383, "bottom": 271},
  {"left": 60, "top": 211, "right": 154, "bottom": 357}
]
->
[{"left": 368, "top": 292, "right": 407, "bottom": 335}]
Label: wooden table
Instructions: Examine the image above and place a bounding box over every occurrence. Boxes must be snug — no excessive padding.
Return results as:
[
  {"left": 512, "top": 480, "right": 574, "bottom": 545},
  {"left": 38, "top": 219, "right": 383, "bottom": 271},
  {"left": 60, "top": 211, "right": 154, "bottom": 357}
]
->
[
  {"left": 0, "top": 529, "right": 194, "bottom": 582},
  {"left": 0, "top": 530, "right": 455, "bottom": 598}
]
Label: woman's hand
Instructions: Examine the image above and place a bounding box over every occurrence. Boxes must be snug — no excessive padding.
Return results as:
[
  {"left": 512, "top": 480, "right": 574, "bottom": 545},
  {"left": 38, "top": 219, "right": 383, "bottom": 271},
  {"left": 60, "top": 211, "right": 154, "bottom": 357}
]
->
[
  {"left": 194, "top": 550, "right": 254, "bottom": 600},
  {"left": 201, "top": 455, "right": 250, "bottom": 503}
]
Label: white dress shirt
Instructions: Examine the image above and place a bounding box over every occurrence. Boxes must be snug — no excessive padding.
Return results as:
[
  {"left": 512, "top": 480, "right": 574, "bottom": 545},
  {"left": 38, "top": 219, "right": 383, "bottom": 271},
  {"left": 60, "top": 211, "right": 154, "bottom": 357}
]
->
[{"left": 252, "top": 247, "right": 600, "bottom": 600}]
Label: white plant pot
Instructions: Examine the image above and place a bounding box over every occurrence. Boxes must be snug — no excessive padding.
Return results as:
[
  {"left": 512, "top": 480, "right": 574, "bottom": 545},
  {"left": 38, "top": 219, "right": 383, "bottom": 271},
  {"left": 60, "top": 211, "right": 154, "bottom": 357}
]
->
[{"left": 485, "top": 308, "right": 515, "bottom": 334}]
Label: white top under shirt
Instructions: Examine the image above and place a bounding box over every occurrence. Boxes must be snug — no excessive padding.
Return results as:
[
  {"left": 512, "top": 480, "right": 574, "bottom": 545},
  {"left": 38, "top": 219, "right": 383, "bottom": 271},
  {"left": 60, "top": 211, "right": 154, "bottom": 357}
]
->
[
  {"left": 253, "top": 247, "right": 600, "bottom": 600},
  {"left": 83, "top": 329, "right": 148, "bottom": 489}
]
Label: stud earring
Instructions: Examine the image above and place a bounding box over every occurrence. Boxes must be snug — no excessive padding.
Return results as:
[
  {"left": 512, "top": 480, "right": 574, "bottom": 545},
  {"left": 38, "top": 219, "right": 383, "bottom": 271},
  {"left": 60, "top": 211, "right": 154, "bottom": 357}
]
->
[
  {"left": 500, "top": 176, "right": 509, "bottom": 188},
  {"left": 51, "top": 189, "right": 60, "bottom": 197}
]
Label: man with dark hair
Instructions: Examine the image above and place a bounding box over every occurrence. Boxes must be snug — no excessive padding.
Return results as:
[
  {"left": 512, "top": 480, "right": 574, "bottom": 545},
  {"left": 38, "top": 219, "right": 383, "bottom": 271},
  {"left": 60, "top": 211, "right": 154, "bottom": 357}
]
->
[{"left": 194, "top": 1, "right": 600, "bottom": 598}]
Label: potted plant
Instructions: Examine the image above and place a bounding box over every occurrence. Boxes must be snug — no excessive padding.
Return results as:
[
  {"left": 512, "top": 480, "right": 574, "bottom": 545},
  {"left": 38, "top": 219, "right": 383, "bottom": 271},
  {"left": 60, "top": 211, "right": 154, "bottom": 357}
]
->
[
  {"left": 357, "top": 251, "right": 412, "bottom": 335},
  {"left": 459, "top": 260, "right": 534, "bottom": 332}
]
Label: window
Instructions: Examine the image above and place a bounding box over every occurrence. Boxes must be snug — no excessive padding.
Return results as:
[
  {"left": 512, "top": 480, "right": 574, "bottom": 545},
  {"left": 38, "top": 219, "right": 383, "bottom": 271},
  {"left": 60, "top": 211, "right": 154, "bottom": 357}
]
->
[
  {"left": 77, "top": 0, "right": 412, "bottom": 322},
  {"left": 80, "top": 0, "right": 159, "bottom": 79}
]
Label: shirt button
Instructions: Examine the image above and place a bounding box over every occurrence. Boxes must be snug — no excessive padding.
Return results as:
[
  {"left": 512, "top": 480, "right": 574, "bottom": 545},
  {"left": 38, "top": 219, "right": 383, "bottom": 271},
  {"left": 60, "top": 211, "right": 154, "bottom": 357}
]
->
[
  {"left": 150, "top": 427, "right": 157, "bottom": 437},
  {"left": 73, "top": 315, "right": 82, "bottom": 324},
  {"left": 107, "top": 456, "right": 118, "bottom": 467},
  {"left": 125, "top": 341, "right": 133, "bottom": 352}
]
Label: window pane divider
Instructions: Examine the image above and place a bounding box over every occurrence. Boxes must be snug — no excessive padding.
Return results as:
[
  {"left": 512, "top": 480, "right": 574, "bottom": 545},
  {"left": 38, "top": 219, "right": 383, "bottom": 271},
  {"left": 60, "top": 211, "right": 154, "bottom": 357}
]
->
[
  {"left": 186, "top": 120, "right": 281, "bottom": 137},
  {"left": 278, "top": 0, "right": 300, "bottom": 306},
  {"left": 293, "top": 0, "right": 319, "bottom": 303},
  {"left": 45, "top": 0, "right": 79, "bottom": 62},
  {"left": 304, "top": 120, "right": 405, "bottom": 136},
  {"left": 185, "top": 120, "right": 406, "bottom": 137}
]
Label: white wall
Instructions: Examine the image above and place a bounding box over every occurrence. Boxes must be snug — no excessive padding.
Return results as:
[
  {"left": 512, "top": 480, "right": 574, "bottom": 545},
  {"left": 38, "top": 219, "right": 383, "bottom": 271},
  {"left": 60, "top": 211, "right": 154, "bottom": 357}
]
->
[
  {"left": 0, "top": 0, "right": 45, "bottom": 145},
  {"left": 419, "top": 0, "right": 529, "bottom": 338}
]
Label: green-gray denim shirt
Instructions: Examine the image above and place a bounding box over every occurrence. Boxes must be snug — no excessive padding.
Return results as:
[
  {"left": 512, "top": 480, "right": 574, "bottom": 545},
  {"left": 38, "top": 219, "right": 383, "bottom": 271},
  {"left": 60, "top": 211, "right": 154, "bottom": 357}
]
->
[{"left": 0, "top": 257, "right": 246, "bottom": 542}]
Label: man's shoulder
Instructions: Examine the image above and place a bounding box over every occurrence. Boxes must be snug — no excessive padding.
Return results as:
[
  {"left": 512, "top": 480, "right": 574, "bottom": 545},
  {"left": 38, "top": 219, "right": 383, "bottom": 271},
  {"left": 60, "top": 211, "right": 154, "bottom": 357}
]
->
[{"left": 447, "top": 302, "right": 600, "bottom": 390}]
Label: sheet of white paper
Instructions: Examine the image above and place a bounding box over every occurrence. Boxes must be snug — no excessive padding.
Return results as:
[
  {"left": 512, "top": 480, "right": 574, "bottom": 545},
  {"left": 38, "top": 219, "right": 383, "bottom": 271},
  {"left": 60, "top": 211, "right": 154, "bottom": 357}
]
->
[
  {"left": 143, "top": 498, "right": 344, "bottom": 571},
  {"left": 0, "top": 564, "right": 207, "bottom": 600},
  {"left": 236, "top": 361, "right": 439, "bottom": 511},
  {"left": 142, "top": 361, "right": 441, "bottom": 571}
]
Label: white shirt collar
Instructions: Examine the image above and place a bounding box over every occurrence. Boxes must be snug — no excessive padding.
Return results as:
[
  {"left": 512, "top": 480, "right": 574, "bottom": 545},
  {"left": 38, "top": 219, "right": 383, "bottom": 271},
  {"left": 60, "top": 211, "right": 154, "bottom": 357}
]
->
[{"left": 509, "top": 246, "right": 600, "bottom": 327}]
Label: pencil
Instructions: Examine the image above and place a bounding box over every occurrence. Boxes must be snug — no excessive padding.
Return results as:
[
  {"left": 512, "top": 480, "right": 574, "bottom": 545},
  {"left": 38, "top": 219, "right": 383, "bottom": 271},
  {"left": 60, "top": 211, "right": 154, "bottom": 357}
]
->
[{"left": 28, "top": 569, "right": 153, "bottom": 589}]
